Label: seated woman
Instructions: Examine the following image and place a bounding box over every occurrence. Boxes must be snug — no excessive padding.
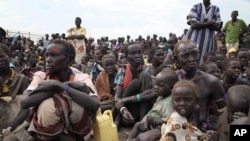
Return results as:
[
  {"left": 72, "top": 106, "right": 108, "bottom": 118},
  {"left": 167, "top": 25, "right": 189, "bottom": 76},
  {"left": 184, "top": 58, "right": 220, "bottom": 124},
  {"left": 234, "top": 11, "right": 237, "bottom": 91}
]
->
[
  {"left": 89, "top": 48, "right": 107, "bottom": 83},
  {"left": 95, "top": 54, "right": 117, "bottom": 112},
  {"left": 116, "top": 47, "right": 167, "bottom": 120},
  {"left": 127, "top": 70, "right": 179, "bottom": 141},
  {"left": 0, "top": 43, "right": 30, "bottom": 140},
  {"left": 114, "top": 43, "right": 154, "bottom": 127},
  {"left": 160, "top": 80, "right": 215, "bottom": 141},
  {"left": 4, "top": 40, "right": 100, "bottom": 141}
]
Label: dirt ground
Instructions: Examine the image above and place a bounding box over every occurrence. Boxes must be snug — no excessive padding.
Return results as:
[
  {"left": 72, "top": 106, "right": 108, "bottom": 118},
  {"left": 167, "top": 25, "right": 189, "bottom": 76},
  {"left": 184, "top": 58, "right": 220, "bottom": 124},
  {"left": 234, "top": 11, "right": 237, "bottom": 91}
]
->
[
  {"left": 86, "top": 126, "right": 132, "bottom": 141},
  {"left": 117, "top": 127, "right": 132, "bottom": 141}
]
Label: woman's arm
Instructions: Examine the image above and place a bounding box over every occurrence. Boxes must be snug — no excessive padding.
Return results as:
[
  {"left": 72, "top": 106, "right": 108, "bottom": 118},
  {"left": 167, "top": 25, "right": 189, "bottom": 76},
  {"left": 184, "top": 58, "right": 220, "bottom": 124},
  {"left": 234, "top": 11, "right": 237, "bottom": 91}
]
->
[
  {"left": 115, "top": 89, "right": 155, "bottom": 110},
  {"left": 66, "top": 86, "right": 100, "bottom": 114},
  {"left": 21, "top": 90, "right": 55, "bottom": 109}
]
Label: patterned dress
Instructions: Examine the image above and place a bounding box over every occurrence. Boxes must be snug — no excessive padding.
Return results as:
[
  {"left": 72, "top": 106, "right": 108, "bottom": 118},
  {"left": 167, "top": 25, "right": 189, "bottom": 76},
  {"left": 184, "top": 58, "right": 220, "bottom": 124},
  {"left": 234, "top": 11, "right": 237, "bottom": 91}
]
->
[
  {"left": 67, "top": 27, "right": 86, "bottom": 64},
  {"left": 160, "top": 111, "right": 206, "bottom": 141}
]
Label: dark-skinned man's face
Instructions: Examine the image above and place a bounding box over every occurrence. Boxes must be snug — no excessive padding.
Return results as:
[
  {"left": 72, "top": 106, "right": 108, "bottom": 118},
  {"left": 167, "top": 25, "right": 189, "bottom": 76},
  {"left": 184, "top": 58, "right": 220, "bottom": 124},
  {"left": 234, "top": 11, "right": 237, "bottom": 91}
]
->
[{"left": 176, "top": 42, "right": 199, "bottom": 71}]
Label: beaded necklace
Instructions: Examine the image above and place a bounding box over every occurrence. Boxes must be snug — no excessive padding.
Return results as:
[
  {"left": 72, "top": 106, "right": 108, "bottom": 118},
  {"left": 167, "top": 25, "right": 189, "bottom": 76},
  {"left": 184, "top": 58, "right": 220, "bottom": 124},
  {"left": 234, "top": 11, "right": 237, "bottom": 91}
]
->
[{"left": 0, "top": 69, "right": 15, "bottom": 95}]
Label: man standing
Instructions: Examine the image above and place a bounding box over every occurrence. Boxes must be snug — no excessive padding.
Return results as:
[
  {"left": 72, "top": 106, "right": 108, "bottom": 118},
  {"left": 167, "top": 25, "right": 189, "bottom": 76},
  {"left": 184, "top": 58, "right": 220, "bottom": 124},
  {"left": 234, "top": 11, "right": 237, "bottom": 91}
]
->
[
  {"left": 183, "top": 0, "right": 223, "bottom": 65},
  {"left": 222, "top": 10, "right": 247, "bottom": 51},
  {"left": 67, "top": 17, "right": 87, "bottom": 64}
]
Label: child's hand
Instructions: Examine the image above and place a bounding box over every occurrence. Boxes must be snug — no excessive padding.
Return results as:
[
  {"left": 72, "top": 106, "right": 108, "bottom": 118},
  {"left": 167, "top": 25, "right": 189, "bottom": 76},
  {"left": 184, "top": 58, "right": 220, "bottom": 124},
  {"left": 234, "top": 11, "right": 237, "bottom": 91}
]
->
[
  {"left": 121, "top": 108, "right": 134, "bottom": 124},
  {"left": 147, "top": 116, "right": 155, "bottom": 126},
  {"left": 138, "top": 121, "right": 149, "bottom": 132}
]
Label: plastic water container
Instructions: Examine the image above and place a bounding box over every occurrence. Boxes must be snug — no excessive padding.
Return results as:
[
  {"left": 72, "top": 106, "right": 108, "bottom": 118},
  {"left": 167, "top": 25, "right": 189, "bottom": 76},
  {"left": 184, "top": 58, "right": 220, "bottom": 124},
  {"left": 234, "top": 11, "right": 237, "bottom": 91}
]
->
[{"left": 93, "top": 109, "right": 119, "bottom": 141}]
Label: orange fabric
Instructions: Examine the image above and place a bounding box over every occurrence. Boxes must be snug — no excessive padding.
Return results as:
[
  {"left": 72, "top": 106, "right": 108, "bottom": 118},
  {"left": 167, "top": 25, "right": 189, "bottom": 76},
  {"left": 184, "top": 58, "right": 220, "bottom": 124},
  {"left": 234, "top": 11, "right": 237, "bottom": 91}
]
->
[
  {"left": 95, "top": 71, "right": 113, "bottom": 100},
  {"left": 122, "top": 64, "right": 133, "bottom": 90}
]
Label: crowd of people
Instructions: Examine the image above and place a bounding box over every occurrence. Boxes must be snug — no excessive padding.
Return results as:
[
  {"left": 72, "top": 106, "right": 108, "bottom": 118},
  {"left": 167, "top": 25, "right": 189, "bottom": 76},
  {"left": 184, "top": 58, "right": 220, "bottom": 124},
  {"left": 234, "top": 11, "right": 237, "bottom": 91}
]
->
[{"left": 0, "top": 0, "right": 250, "bottom": 141}]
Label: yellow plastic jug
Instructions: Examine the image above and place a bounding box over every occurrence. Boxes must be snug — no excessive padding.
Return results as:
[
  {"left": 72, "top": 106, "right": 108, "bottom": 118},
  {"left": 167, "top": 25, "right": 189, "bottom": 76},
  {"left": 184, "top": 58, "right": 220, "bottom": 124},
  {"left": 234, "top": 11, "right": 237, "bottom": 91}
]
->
[{"left": 93, "top": 109, "right": 119, "bottom": 141}]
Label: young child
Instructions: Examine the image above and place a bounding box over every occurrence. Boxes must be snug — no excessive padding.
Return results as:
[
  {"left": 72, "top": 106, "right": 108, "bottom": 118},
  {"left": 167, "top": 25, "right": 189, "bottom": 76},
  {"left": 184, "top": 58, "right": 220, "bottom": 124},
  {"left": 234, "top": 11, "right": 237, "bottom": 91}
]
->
[
  {"left": 203, "top": 52, "right": 217, "bottom": 64},
  {"left": 160, "top": 80, "right": 209, "bottom": 141},
  {"left": 127, "top": 70, "right": 179, "bottom": 141},
  {"left": 236, "top": 48, "right": 250, "bottom": 81},
  {"left": 221, "top": 59, "right": 248, "bottom": 93},
  {"left": 215, "top": 52, "right": 226, "bottom": 75},
  {"left": 199, "top": 62, "right": 221, "bottom": 80}
]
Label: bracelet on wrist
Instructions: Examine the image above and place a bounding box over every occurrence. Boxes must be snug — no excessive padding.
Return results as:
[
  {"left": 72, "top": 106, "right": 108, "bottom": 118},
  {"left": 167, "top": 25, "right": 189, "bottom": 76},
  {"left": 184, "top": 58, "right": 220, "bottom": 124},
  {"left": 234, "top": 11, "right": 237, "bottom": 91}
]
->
[
  {"left": 136, "top": 94, "right": 141, "bottom": 102},
  {"left": 120, "top": 107, "right": 127, "bottom": 114}
]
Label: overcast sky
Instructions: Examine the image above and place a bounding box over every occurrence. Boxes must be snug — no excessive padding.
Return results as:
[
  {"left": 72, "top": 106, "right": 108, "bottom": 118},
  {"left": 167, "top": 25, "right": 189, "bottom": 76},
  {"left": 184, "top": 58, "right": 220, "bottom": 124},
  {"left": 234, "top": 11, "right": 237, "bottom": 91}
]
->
[{"left": 1, "top": 0, "right": 249, "bottom": 40}]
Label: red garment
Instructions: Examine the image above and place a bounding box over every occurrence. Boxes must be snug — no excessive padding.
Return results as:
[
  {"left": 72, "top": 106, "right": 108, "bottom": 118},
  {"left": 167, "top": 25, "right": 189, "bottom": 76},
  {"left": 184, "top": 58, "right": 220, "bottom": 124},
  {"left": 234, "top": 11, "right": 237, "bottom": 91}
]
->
[{"left": 122, "top": 64, "right": 133, "bottom": 90}]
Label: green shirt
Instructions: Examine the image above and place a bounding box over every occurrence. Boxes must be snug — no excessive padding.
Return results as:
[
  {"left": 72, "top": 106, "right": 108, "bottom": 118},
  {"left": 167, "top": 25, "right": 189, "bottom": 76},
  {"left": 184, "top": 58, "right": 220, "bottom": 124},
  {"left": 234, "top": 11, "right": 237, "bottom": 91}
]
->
[
  {"left": 223, "top": 19, "right": 247, "bottom": 43},
  {"left": 147, "top": 95, "right": 173, "bottom": 121}
]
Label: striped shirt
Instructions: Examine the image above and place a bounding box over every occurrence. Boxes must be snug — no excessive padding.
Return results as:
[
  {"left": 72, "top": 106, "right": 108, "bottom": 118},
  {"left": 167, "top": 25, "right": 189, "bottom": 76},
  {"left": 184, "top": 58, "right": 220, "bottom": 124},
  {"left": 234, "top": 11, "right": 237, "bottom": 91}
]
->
[{"left": 183, "top": 3, "right": 222, "bottom": 65}]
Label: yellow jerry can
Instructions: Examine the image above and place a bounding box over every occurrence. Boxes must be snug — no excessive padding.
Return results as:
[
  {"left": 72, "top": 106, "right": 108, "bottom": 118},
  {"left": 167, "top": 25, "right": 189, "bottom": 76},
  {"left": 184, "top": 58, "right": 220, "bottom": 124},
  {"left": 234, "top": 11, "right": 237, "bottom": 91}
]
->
[{"left": 93, "top": 109, "right": 119, "bottom": 141}]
